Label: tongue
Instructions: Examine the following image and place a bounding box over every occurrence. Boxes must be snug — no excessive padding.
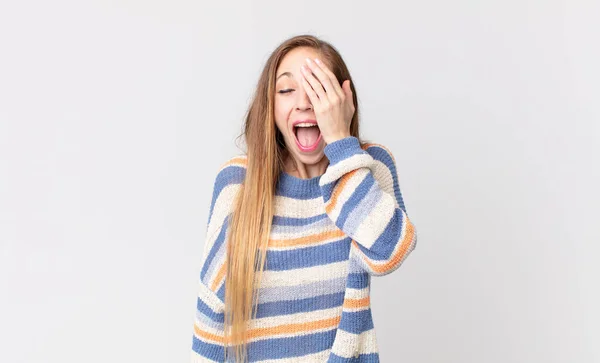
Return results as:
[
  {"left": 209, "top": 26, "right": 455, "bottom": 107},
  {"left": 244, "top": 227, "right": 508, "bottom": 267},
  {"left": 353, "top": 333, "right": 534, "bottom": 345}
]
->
[{"left": 296, "top": 127, "right": 320, "bottom": 147}]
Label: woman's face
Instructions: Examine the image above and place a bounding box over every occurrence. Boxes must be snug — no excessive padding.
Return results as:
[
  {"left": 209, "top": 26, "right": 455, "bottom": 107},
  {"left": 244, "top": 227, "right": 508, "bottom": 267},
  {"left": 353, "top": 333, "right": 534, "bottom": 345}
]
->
[{"left": 274, "top": 47, "right": 326, "bottom": 166}]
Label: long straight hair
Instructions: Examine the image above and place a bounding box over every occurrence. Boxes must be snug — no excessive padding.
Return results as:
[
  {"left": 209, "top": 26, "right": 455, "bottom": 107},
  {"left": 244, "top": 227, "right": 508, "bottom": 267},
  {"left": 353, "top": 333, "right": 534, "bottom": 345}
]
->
[{"left": 223, "top": 34, "right": 363, "bottom": 362}]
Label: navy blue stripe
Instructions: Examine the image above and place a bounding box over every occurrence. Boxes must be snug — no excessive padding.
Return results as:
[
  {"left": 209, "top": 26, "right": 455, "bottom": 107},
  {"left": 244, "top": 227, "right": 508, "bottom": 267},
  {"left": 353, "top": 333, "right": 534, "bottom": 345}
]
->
[
  {"left": 216, "top": 281, "right": 225, "bottom": 303},
  {"left": 192, "top": 335, "right": 224, "bottom": 361},
  {"left": 338, "top": 309, "right": 374, "bottom": 334},
  {"left": 212, "top": 285, "right": 340, "bottom": 316},
  {"left": 320, "top": 181, "right": 335, "bottom": 204},
  {"left": 346, "top": 272, "right": 369, "bottom": 289},
  {"left": 272, "top": 213, "right": 328, "bottom": 226},
  {"left": 265, "top": 238, "right": 351, "bottom": 271},
  {"left": 200, "top": 217, "right": 229, "bottom": 281},
  {"left": 323, "top": 136, "right": 365, "bottom": 165},
  {"left": 196, "top": 296, "right": 224, "bottom": 323},
  {"left": 329, "top": 352, "right": 380, "bottom": 362},
  {"left": 357, "top": 208, "right": 403, "bottom": 262},
  {"left": 367, "top": 145, "right": 406, "bottom": 213},
  {"left": 275, "top": 171, "right": 322, "bottom": 199},
  {"left": 335, "top": 172, "right": 375, "bottom": 228},
  {"left": 254, "top": 291, "right": 345, "bottom": 319}
]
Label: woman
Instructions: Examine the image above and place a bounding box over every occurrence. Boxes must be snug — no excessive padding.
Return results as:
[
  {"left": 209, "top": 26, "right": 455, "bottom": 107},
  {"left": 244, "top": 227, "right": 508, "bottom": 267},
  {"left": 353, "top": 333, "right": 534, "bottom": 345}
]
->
[{"left": 191, "top": 34, "right": 417, "bottom": 363}]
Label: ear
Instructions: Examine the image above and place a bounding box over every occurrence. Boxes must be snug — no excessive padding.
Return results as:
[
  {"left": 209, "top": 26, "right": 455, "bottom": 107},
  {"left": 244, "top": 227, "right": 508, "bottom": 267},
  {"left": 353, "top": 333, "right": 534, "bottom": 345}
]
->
[{"left": 342, "top": 79, "right": 352, "bottom": 99}]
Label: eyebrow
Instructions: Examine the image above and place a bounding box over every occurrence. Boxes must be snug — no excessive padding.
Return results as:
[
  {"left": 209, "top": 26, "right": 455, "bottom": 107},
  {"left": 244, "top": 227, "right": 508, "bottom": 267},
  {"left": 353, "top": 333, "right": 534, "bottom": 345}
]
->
[{"left": 276, "top": 71, "right": 293, "bottom": 81}]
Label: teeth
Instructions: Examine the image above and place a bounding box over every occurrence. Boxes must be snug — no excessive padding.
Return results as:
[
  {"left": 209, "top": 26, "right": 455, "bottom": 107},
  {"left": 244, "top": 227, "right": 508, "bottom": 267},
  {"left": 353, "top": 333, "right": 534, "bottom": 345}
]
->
[{"left": 295, "top": 123, "right": 317, "bottom": 127}]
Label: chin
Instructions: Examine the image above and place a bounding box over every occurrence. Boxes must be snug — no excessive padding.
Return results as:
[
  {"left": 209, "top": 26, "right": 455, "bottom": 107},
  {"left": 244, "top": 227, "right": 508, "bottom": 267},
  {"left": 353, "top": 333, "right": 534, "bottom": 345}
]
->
[{"left": 295, "top": 150, "right": 324, "bottom": 163}]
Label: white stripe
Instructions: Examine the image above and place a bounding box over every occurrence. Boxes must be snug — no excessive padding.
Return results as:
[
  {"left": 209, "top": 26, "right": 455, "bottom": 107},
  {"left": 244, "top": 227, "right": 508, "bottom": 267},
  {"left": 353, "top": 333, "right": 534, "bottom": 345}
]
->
[
  {"left": 351, "top": 189, "right": 396, "bottom": 249},
  {"left": 197, "top": 281, "right": 224, "bottom": 311},
  {"left": 274, "top": 195, "right": 324, "bottom": 218},
  {"left": 329, "top": 328, "right": 379, "bottom": 358},
  {"left": 205, "top": 183, "right": 241, "bottom": 253},
  {"left": 342, "top": 182, "right": 383, "bottom": 238},
  {"left": 319, "top": 154, "right": 373, "bottom": 185},
  {"left": 255, "top": 260, "right": 349, "bottom": 288},
  {"left": 351, "top": 212, "right": 417, "bottom": 275},
  {"left": 344, "top": 286, "right": 370, "bottom": 300},
  {"left": 371, "top": 158, "right": 399, "bottom": 208},
  {"left": 194, "top": 317, "right": 224, "bottom": 340},
  {"left": 326, "top": 169, "right": 368, "bottom": 222}
]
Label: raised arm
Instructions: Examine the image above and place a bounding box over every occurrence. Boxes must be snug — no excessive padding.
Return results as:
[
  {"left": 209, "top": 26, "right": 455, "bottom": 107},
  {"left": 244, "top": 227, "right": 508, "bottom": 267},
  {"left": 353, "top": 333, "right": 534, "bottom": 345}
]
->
[{"left": 319, "top": 136, "right": 417, "bottom": 276}]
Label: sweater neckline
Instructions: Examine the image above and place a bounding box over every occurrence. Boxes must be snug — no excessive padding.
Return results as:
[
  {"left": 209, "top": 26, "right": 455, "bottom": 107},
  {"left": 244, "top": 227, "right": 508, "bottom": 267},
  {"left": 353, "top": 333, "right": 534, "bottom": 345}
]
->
[{"left": 276, "top": 170, "right": 322, "bottom": 198}]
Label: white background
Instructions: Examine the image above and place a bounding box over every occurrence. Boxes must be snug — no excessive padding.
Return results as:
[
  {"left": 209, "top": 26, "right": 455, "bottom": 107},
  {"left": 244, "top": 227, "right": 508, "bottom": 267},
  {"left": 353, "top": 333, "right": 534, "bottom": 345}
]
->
[{"left": 1, "top": 1, "right": 598, "bottom": 362}]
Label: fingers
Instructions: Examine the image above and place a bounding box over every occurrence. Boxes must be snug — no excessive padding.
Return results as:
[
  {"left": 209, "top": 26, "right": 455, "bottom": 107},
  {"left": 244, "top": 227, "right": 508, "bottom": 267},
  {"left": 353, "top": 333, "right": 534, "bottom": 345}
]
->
[
  {"left": 312, "top": 58, "right": 344, "bottom": 99},
  {"left": 301, "top": 64, "right": 323, "bottom": 99},
  {"left": 300, "top": 71, "right": 320, "bottom": 106},
  {"left": 304, "top": 58, "right": 344, "bottom": 102}
]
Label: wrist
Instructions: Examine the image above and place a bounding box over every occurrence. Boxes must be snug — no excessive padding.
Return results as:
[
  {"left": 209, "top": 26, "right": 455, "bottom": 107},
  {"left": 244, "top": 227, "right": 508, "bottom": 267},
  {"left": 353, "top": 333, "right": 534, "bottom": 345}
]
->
[{"left": 323, "top": 135, "right": 364, "bottom": 165}]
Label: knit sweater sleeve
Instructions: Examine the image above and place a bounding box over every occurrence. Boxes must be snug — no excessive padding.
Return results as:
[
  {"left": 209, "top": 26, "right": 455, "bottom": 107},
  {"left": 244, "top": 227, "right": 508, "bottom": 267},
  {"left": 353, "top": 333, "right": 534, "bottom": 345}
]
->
[
  {"left": 191, "top": 156, "right": 246, "bottom": 363},
  {"left": 319, "top": 136, "right": 417, "bottom": 276}
]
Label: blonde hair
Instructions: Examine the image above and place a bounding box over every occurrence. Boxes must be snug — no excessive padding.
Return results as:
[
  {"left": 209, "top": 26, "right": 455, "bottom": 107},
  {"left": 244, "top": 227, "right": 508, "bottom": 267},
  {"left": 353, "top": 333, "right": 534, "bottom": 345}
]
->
[{"left": 223, "top": 34, "right": 362, "bottom": 362}]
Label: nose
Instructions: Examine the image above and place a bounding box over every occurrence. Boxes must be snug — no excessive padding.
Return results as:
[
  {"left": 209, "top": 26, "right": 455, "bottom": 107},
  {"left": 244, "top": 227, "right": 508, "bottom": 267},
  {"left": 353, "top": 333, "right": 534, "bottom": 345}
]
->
[{"left": 295, "top": 87, "right": 313, "bottom": 111}]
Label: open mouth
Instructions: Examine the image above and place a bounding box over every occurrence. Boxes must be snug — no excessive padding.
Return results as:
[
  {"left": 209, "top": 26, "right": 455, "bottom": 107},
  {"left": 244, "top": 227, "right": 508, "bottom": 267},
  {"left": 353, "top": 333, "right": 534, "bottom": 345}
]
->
[{"left": 293, "top": 123, "right": 322, "bottom": 152}]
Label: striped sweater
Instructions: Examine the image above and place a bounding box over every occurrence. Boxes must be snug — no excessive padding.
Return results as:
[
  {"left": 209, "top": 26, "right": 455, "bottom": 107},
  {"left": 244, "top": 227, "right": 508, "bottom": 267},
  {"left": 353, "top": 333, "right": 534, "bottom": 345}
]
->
[{"left": 191, "top": 136, "right": 417, "bottom": 362}]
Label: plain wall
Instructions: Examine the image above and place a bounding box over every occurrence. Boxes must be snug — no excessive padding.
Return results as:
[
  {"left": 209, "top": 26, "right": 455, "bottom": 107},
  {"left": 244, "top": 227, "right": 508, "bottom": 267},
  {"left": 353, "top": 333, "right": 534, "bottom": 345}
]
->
[{"left": 1, "top": 0, "right": 598, "bottom": 362}]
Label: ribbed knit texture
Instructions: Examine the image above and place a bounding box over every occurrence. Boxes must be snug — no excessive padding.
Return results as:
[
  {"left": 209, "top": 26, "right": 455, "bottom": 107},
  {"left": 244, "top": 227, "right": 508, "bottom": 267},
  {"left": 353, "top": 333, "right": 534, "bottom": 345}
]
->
[{"left": 191, "top": 136, "right": 417, "bottom": 362}]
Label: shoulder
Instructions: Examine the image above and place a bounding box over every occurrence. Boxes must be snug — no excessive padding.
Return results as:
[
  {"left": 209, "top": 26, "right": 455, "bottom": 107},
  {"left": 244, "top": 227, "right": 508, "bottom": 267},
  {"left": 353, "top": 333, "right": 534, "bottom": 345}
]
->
[
  {"left": 360, "top": 141, "right": 397, "bottom": 167},
  {"left": 208, "top": 154, "right": 248, "bottom": 203},
  {"left": 361, "top": 141, "right": 407, "bottom": 209},
  {"left": 217, "top": 154, "right": 248, "bottom": 171},
  {"left": 360, "top": 141, "right": 401, "bottom": 193},
  {"left": 206, "top": 154, "right": 247, "bottom": 226},
  {"left": 213, "top": 154, "right": 247, "bottom": 188}
]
